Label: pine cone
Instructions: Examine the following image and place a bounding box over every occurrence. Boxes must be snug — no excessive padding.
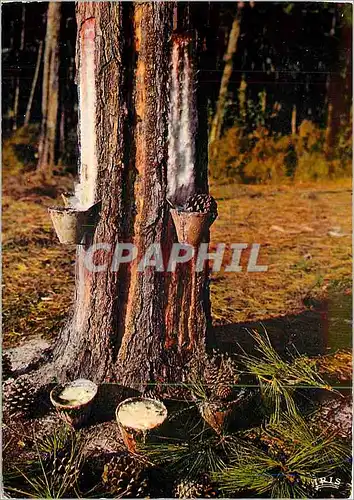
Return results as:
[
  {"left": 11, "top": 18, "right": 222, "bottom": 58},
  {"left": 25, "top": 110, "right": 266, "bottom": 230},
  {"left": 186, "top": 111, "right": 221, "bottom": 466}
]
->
[
  {"left": 6, "top": 378, "right": 35, "bottom": 417},
  {"left": 175, "top": 475, "right": 217, "bottom": 498},
  {"left": 102, "top": 452, "right": 149, "bottom": 497},
  {"left": 215, "top": 383, "right": 233, "bottom": 400},
  {"left": 46, "top": 448, "right": 80, "bottom": 489},
  {"left": 204, "top": 361, "right": 219, "bottom": 386},
  {"left": 142, "top": 389, "right": 159, "bottom": 400},
  {"left": 2, "top": 353, "right": 13, "bottom": 381},
  {"left": 218, "top": 355, "right": 239, "bottom": 384},
  {"left": 188, "top": 355, "right": 203, "bottom": 377},
  {"left": 205, "top": 353, "right": 239, "bottom": 400},
  {"left": 184, "top": 194, "right": 218, "bottom": 216}
]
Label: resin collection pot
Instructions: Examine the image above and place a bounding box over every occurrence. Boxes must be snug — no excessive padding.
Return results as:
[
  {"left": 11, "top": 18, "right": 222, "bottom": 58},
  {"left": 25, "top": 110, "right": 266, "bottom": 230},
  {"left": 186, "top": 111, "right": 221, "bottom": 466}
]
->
[
  {"left": 115, "top": 397, "right": 168, "bottom": 453},
  {"left": 170, "top": 209, "right": 216, "bottom": 247},
  {"left": 50, "top": 378, "right": 98, "bottom": 428}
]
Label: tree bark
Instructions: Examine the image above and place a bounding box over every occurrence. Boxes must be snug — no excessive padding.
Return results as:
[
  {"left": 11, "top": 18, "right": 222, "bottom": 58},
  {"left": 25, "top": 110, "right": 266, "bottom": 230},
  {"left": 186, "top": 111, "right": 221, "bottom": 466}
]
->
[
  {"left": 209, "top": 2, "right": 243, "bottom": 163},
  {"left": 37, "top": 2, "right": 61, "bottom": 172},
  {"left": 47, "top": 2, "right": 212, "bottom": 393}
]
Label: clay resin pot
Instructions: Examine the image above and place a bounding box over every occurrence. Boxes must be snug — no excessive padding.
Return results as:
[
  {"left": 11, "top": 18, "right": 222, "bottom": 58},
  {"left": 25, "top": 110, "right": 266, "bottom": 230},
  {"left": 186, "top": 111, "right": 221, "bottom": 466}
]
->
[
  {"left": 48, "top": 207, "right": 91, "bottom": 244},
  {"left": 170, "top": 209, "right": 216, "bottom": 246},
  {"left": 116, "top": 397, "right": 167, "bottom": 453},
  {"left": 198, "top": 401, "right": 234, "bottom": 435},
  {"left": 50, "top": 378, "right": 98, "bottom": 428}
]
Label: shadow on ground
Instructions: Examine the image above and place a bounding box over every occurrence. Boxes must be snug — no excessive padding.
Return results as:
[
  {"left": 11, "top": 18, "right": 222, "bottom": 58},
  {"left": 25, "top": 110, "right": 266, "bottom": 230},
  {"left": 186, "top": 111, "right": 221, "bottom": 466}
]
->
[{"left": 213, "top": 300, "right": 331, "bottom": 358}]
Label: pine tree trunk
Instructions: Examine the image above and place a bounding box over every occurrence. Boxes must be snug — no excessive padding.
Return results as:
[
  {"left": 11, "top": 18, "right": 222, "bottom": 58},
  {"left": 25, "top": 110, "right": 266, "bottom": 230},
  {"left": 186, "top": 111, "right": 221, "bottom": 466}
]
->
[
  {"left": 47, "top": 2, "right": 212, "bottom": 392},
  {"left": 24, "top": 41, "right": 43, "bottom": 127},
  {"left": 58, "top": 7, "right": 77, "bottom": 162},
  {"left": 37, "top": 2, "right": 61, "bottom": 172},
  {"left": 209, "top": 2, "right": 243, "bottom": 163}
]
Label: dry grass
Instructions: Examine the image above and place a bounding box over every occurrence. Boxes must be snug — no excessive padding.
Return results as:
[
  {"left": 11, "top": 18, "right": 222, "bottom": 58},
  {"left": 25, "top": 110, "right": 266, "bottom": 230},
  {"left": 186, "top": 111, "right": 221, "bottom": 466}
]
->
[
  {"left": 2, "top": 129, "right": 75, "bottom": 347},
  {"left": 314, "top": 350, "right": 352, "bottom": 383}
]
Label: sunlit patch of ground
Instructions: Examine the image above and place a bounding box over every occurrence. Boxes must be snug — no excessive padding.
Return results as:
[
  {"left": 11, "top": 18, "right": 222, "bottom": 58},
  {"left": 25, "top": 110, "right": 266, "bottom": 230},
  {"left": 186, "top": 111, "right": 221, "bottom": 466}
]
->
[
  {"left": 2, "top": 130, "right": 75, "bottom": 347},
  {"left": 2, "top": 195, "right": 75, "bottom": 347},
  {"left": 209, "top": 180, "right": 352, "bottom": 381},
  {"left": 210, "top": 181, "right": 351, "bottom": 325}
]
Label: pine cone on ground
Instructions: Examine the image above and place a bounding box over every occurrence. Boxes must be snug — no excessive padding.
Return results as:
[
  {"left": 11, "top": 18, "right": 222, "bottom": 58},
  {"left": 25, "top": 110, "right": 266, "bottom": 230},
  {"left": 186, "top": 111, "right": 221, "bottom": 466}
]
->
[
  {"left": 2, "top": 353, "right": 13, "bottom": 381},
  {"left": 204, "top": 360, "right": 219, "bottom": 387},
  {"left": 102, "top": 452, "right": 149, "bottom": 497},
  {"left": 142, "top": 389, "right": 159, "bottom": 400},
  {"left": 6, "top": 378, "right": 36, "bottom": 417},
  {"left": 184, "top": 194, "right": 218, "bottom": 217},
  {"left": 175, "top": 475, "right": 217, "bottom": 498},
  {"left": 45, "top": 447, "right": 80, "bottom": 490}
]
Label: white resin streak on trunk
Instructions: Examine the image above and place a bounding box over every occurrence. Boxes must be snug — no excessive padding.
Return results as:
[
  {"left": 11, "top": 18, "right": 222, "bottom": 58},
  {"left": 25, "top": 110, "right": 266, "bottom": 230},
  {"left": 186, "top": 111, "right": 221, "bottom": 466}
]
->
[
  {"left": 75, "top": 18, "right": 98, "bottom": 210},
  {"left": 167, "top": 39, "right": 197, "bottom": 206},
  {"left": 75, "top": 19, "right": 98, "bottom": 332}
]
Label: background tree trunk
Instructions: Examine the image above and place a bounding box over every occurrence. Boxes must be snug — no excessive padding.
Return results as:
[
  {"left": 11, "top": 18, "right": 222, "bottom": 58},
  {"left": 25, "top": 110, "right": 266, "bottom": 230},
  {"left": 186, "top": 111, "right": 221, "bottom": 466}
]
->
[
  {"left": 209, "top": 2, "right": 243, "bottom": 164},
  {"left": 57, "top": 8, "right": 77, "bottom": 163},
  {"left": 291, "top": 105, "right": 297, "bottom": 135},
  {"left": 324, "top": 6, "right": 352, "bottom": 159},
  {"left": 12, "top": 4, "right": 25, "bottom": 131},
  {"left": 49, "top": 2, "right": 212, "bottom": 392},
  {"left": 24, "top": 41, "right": 43, "bottom": 127},
  {"left": 37, "top": 2, "right": 61, "bottom": 172}
]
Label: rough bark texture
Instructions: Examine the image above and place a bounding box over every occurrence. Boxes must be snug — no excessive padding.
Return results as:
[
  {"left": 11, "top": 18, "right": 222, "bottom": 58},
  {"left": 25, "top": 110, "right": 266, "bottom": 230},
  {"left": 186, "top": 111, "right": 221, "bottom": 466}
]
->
[
  {"left": 37, "top": 2, "right": 61, "bottom": 172},
  {"left": 45, "top": 2, "right": 212, "bottom": 392},
  {"left": 51, "top": 2, "right": 127, "bottom": 383},
  {"left": 209, "top": 3, "right": 243, "bottom": 163},
  {"left": 115, "top": 2, "right": 176, "bottom": 387}
]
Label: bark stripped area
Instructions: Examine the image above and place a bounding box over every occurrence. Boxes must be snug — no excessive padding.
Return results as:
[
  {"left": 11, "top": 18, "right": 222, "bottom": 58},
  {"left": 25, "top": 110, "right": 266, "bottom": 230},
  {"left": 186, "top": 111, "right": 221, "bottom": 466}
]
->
[
  {"left": 75, "top": 16, "right": 97, "bottom": 209},
  {"left": 164, "top": 32, "right": 210, "bottom": 365},
  {"left": 167, "top": 33, "right": 197, "bottom": 206},
  {"left": 37, "top": 2, "right": 61, "bottom": 172},
  {"left": 31, "top": 2, "right": 213, "bottom": 391}
]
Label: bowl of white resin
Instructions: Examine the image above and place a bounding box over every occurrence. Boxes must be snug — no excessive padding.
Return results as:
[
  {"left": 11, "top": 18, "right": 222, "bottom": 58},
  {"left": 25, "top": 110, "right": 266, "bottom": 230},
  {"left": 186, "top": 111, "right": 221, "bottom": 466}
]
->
[
  {"left": 116, "top": 397, "right": 167, "bottom": 452},
  {"left": 50, "top": 378, "right": 98, "bottom": 428}
]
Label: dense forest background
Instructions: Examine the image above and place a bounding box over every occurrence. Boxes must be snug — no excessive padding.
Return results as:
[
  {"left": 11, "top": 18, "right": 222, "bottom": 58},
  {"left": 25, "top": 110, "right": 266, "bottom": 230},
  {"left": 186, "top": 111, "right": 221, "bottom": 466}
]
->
[{"left": 2, "top": 2, "right": 352, "bottom": 183}]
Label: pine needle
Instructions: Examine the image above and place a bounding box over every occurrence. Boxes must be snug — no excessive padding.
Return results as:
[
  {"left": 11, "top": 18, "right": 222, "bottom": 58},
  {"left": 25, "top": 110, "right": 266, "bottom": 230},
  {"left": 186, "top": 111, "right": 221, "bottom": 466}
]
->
[
  {"left": 214, "top": 412, "right": 351, "bottom": 498},
  {"left": 239, "top": 329, "right": 332, "bottom": 422}
]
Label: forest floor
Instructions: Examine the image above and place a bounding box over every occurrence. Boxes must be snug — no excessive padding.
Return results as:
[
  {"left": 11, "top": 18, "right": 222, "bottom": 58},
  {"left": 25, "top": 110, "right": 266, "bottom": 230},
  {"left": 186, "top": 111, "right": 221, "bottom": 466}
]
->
[
  {"left": 2, "top": 131, "right": 352, "bottom": 498},
  {"left": 2, "top": 130, "right": 352, "bottom": 381},
  {"left": 209, "top": 179, "right": 352, "bottom": 364}
]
